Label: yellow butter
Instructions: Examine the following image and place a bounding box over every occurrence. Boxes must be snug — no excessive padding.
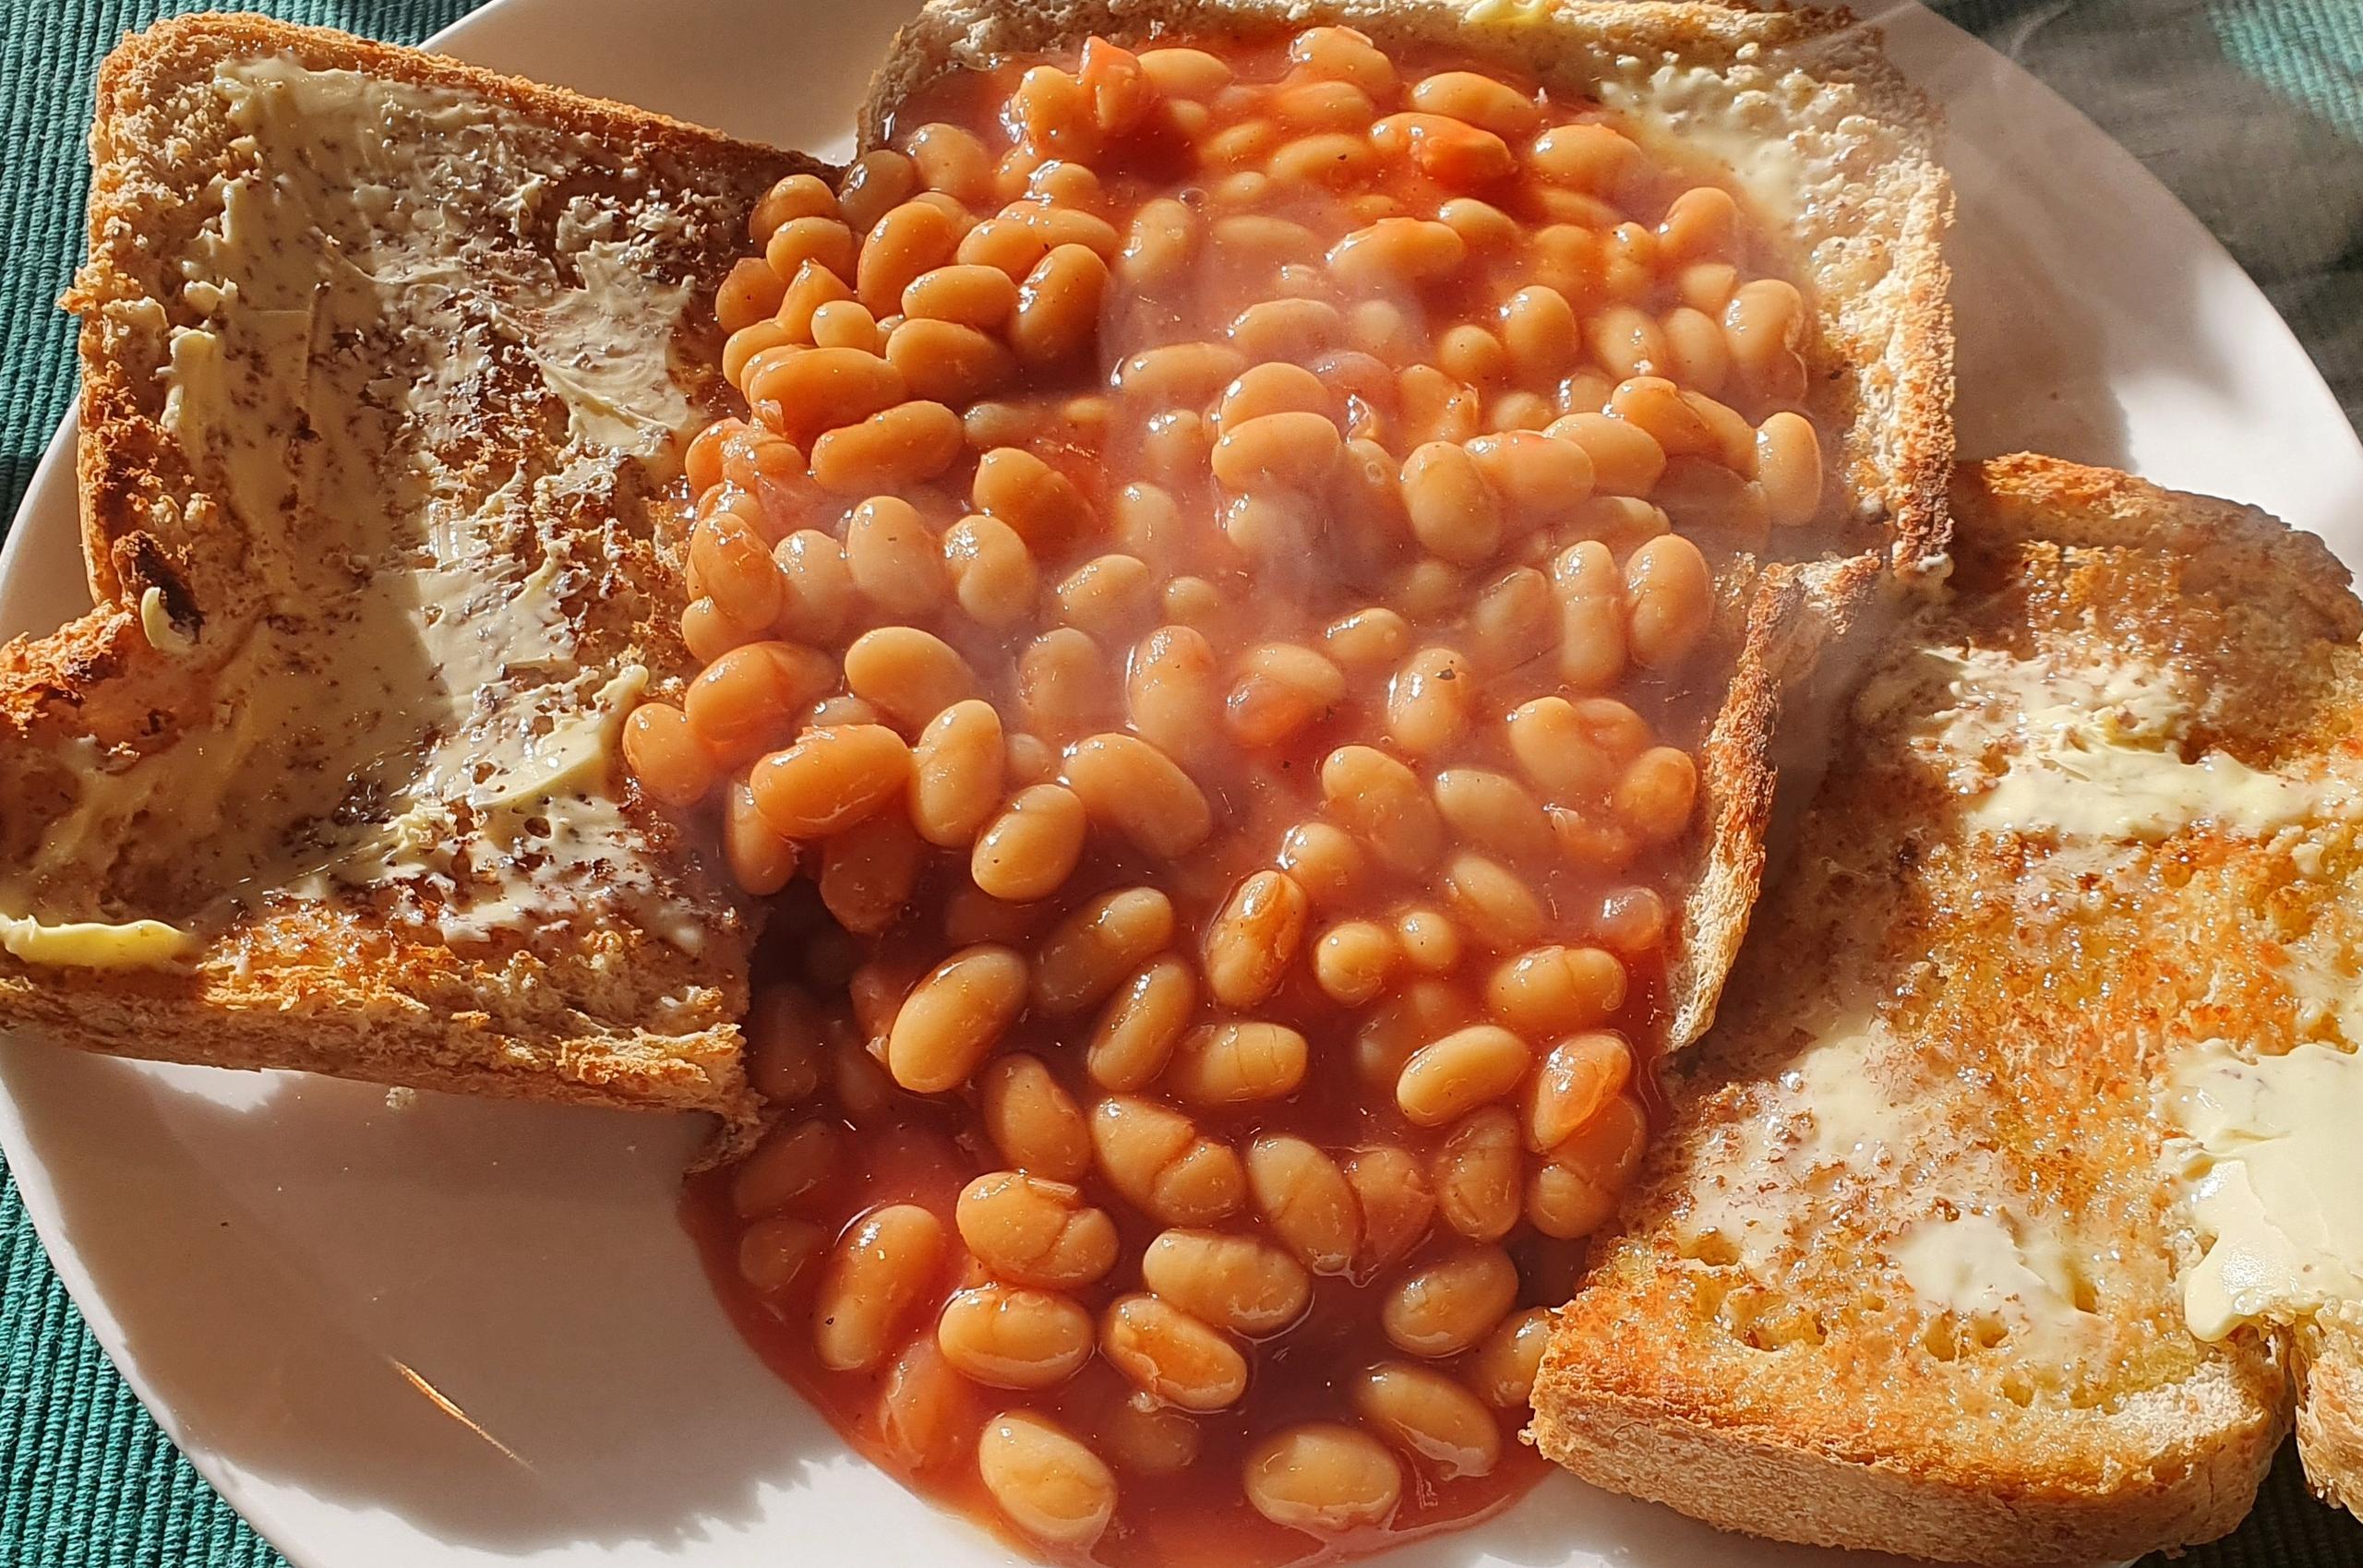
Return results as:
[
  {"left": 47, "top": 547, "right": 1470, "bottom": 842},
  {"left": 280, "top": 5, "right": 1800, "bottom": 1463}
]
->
[
  {"left": 0, "top": 914, "right": 194, "bottom": 969},
  {"left": 2169, "top": 1038, "right": 2363, "bottom": 1341}
]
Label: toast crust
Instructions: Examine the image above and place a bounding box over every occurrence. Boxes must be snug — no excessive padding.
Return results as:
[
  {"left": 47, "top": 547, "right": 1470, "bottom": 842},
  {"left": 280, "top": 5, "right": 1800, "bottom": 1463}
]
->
[
  {"left": 1529, "top": 454, "right": 2363, "bottom": 1563},
  {"left": 1, "top": 15, "right": 827, "bottom": 1122}
]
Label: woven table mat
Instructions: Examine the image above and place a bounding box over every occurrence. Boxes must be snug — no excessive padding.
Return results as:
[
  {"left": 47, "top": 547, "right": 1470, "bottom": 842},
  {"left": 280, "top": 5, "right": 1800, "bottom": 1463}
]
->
[{"left": 2, "top": 2, "right": 2357, "bottom": 1564}]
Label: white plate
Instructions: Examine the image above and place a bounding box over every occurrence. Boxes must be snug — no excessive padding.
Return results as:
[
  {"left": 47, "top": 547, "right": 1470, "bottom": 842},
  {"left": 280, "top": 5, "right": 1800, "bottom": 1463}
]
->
[{"left": 2, "top": 3, "right": 2355, "bottom": 1566}]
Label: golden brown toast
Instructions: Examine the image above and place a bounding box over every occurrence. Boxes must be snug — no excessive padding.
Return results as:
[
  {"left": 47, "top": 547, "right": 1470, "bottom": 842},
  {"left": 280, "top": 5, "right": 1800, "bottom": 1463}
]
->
[
  {"left": 858, "top": 0, "right": 1955, "bottom": 1057},
  {"left": 0, "top": 15, "right": 822, "bottom": 1123},
  {"left": 1532, "top": 453, "right": 2363, "bottom": 1563}
]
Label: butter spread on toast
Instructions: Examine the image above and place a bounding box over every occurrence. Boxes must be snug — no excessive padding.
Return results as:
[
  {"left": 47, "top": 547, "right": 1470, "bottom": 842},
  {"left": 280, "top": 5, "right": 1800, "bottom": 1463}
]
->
[
  {"left": 2171, "top": 1040, "right": 2363, "bottom": 1341},
  {"left": 4, "top": 55, "right": 714, "bottom": 960},
  {"left": 1882, "top": 632, "right": 2363, "bottom": 1348}
]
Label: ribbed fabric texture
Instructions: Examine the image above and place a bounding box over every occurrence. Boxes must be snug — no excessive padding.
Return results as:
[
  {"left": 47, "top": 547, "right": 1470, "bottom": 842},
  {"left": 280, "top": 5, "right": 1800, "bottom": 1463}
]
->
[{"left": 0, "top": 3, "right": 2357, "bottom": 1565}]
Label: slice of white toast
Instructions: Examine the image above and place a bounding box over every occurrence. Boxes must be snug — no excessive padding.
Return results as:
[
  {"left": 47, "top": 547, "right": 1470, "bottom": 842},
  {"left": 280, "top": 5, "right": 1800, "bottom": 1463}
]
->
[
  {"left": 858, "top": 0, "right": 1955, "bottom": 1056},
  {"left": 0, "top": 16, "right": 822, "bottom": 1122},
  {"left": 1533, "top": 454, "right": 2363, "bottom": 1562}
]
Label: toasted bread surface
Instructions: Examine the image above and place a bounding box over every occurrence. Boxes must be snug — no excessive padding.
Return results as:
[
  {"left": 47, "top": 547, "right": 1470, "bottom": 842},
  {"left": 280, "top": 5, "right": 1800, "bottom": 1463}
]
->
[
  {"left": 1527, "top": 454, "right": 2363, "bottom": 1562},
  {"left": 0, "top": 15, "right": 822, "bottom": 1121},
  {"left": 856, "top": 0, "right": 1949, "bottom": 1053}
]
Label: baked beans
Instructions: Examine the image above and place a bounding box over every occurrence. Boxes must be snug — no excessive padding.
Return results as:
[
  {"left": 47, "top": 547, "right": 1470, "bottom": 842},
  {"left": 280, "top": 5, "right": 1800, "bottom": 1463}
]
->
[{"left": 669, "top": 22, "right": 1834, "bottom": 1563}]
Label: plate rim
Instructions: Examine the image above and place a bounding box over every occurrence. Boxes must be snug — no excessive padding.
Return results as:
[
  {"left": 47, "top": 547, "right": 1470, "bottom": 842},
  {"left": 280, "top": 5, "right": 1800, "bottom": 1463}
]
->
[{"left": 0, "top": 3, "right": 2351, "bottom": 1566}]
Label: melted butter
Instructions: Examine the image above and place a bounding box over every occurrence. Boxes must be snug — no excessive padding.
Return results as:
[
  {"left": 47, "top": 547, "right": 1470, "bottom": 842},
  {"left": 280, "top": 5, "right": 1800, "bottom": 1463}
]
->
[
  {"left": 0, "top": 914, "right": 194, "bottom": 969},
  {"left": 2, "top": 54, "right": 708, "bottom": 956},
  {"left": 1674, "top": 1011, "right": 1901, "bottom": 1277},
  {"left": 1678, "top": 1003, "right": 2097, "bottom": 1354},
  {"left": 1895, "top": 1211, "right": 2087, "bottom": 1354},
  {"left": 1911, "top": 646, "right": 2330, "bottom": 842},
  {"left": 2169, "top": 1038, "right": 2363, "bottom": 1341}
]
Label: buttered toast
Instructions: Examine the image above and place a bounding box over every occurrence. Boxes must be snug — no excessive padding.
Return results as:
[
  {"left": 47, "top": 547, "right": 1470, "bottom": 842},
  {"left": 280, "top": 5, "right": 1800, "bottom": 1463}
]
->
[
  {"left": 1532, "top": 454, "right": 2363, "bottom": 1562},
  {"left": 0, "top": 16, "right": 817, "bottom": 1121}
]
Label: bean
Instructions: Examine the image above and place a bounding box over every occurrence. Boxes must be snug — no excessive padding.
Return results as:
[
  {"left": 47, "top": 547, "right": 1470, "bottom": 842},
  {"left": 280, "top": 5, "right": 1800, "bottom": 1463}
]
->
[
  {"left": 1433, "top": 1106, "right": 1522, "bottom": 1242},
  {"left": 1247, "top": 1135, "right": 1361, "bottom": 1275},
  {"left": 1021, "top": 628, "right": 1116, "bottom": 742},
  {"left": 937, "top": 1284, "right": 1093, "bottom": 1389},
  {"left": 1528, "top": 1031, "right": 1636, "bottom": 1153},
  {"left": 1034, "top": 887, "right": 1176, "bottom": 1015},
  {"left": 876, "top": 1337, "right": 978, "bottom": 1474},
  {"left": 813, "top": 1203, "right": 945, "bottom": 1371},
  {"left": 1321, "top": 745, "right": 1445, "bottom": 873},
  {"left": 1488, "top": 946, "right": 1629, "bottom": 1037},
  {"left": 1396, "top": 906, "right": 1464, "bottom": 976},
  {"left": 1091, "top": 1096, "right": 1244, "bottom": 1226},
  {"left": 974, "top": 445, "right": 1093, "bottom": 554},
  {"left": 1116, "top": 341, "right": 1249, "bottom": 407},
  {"left": 1443, "top": 852, "right": 1546, "bottom": 951},
  {"left": 1505, "top": 696, "right": 1616, "bottom": 798},
  {"left": 1277, "top": 820, "right": 1366, "bottom": 907},
  {"left": 738, "top": 1215, "right": 825, "bottom": 1295},
  {"left": 1408, "top": 70, "right": 1541, "bottom": 138},
  {"left": 1102, "top": 1392, "right": 1201, "bottom": 1477},
  {"left": 750, "top": 724, "right": 911, "bottom": 838},
  {"left": 818, "top": 811, "right": 923, "bottom": 935},
  {"left": 731, "top": 1118, "right": 842, "bottom": 1217},
  {"left": 1433, "top": 768, "right": 1554, "bottom": 862},
  {"left": 1011, "top": 243, "right": 1109, "bottom": 365},
  {"left": 1547, "top": 411, "right": 1665, "bottom": 497},
  {"left": 1400, "top": 442, "right": 1502, "bottom": 565},
  {"left": 1364, "top": 1366, "right": 1505, "bottom": 1488},
  {"left": 1613, "top": 745, "right": 1698, "bottom": 843},
  {"left": 1167, "top": 1021, "right": 1310, "bottom": 1107},
  {"left": 1345, "top": 1146, "right": 1436, "bottom": 1274},
  {"left": 810, "top": 400, "right": 964, "bottom": 494},
  {"left": 1228, "top": 642, "right": 1346, "bottom": 748},
  {"left": 1381, "top": 1245, "right": 1517, "bottom": 1357},
  {"left": 684, "top": 640, "right": 834, "bottom": 765},
  {"left": 1324, "top": 606, "right": 1411, "bottom": 668},
  {"left": 1055, "top": 554, "right": 1156, "bottom": 637},
  {"left": 1469, "top": 1308, "right": 1552, "bottom": 1408},
  {"left": 1367, "top": 114, "right": 1514, "bottom": 186},
  {"left": 972, "top": 784, "right": 1088, "bottom": 903},
  {"left": 1100, "top": 1293, "right": 1249, "bottom": 1411},
  {"left": 1397, "top": 1024, "right": 1530, "bottom": 1127},
  {"left": 1127, "top": 624, "right": 1223, "bottom": 764},
  {"left": 1757, "top": 411, "right": 1824, "bottom": 527},
  {"left": 1143, "top": 1229, "right": 1313, "bottom": 1337},
  {"left": 1064, "top": 733, "right": 1213, "bottom": 856},
  {"left": 750, "top": 172, "right": 839, "bottom": 246},
  {"left": 1087, "top": 957, "right": 1197, "bottom": 1091},
  {"left": 885, "top": 945, "right": 1027, "bottom": 1092},
  {"left": 1243, "top": 1424, "right": 1402, "bottom": 1534},
  {"left": 907, "top": 700, "right": 1004, "bottom": 848},
  {"left": 1313, "top": 919, "right": 1397, "bottom": 1006},
  {"left": 843, "top": 626, "right": 977, "bottom": 735},
  {"left": 884, "top": 317, "right": 1016, "bottom": 404},
  {"left": 1529, "top": 1093, "right": 1649, "bottom": 1238},
  {"left": 978, "top": 1056, "right": 1092, "bottom": 1182},
  {"left": 978, "top": 1410, "right": 1117, "bottom": 1550},
  {"left": 1212, "top": 411, "right": 1343, "bottom": 491},
  {"left": 745, "top": 983, "right": 828, "bottom": 1105},
  {"left": 842, "top": 497, "right": 942, "bottom": 616},
  {"left": 1386, "top": 646, "right": 1471, "bottom": 756}
]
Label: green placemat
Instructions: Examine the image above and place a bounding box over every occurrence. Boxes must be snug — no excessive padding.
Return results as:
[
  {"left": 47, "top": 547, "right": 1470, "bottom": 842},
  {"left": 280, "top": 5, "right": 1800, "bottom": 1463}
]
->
[{"left": 1, "top": 2, "right": 2359, "bottom": 1565}]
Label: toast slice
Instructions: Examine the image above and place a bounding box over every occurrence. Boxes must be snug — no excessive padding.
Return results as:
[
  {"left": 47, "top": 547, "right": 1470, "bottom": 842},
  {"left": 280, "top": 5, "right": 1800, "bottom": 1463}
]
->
[
  {"left": 0, "top": 16, "right": 820, "bottom": 1122},
  {"left": 856, "top": 0, "right": 1953, "bottom": 1054},
  {"left": 1531, "top": 453, "right": 2363, "bottom": 1562}
]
